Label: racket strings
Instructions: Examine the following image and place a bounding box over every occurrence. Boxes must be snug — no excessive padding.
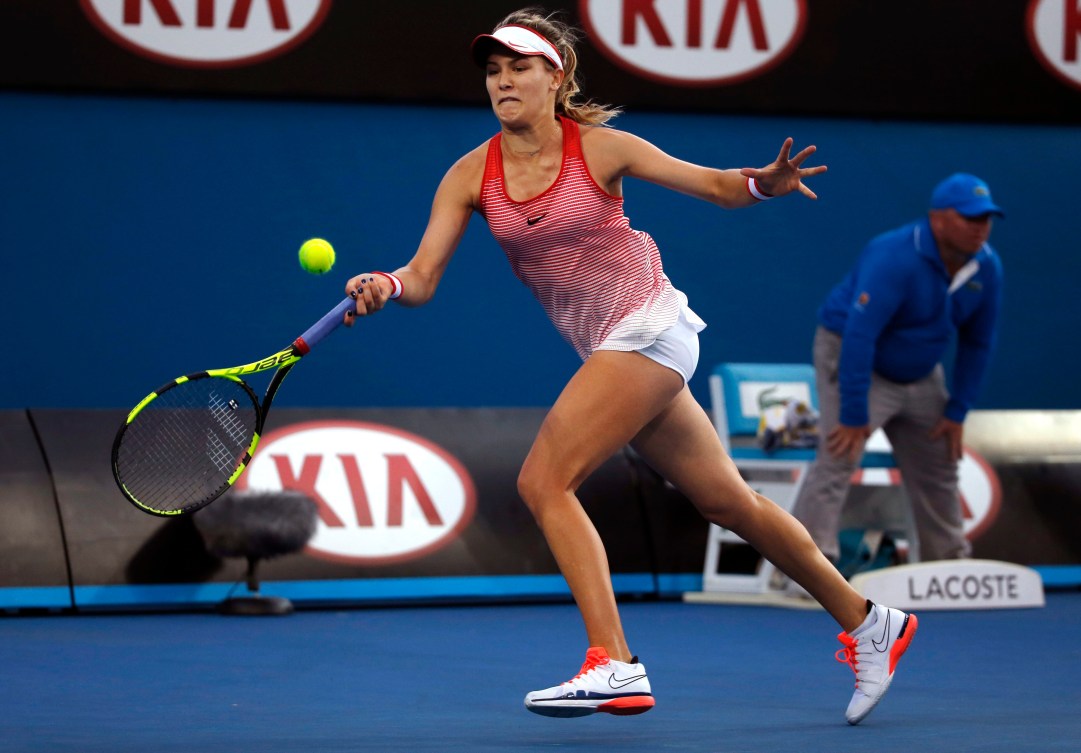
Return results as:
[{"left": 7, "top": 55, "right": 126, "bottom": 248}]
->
[
  {"left": 114, "top": 378, "right": 259, "bottom": 513},
  {"left": 205, "top": 390, "right": 251, "bottom": 474}
]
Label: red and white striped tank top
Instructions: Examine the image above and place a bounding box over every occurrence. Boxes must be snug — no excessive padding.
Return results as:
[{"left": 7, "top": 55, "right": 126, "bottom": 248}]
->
[{"left": 479, "top": 116, "right": 681, "bottom": 360}]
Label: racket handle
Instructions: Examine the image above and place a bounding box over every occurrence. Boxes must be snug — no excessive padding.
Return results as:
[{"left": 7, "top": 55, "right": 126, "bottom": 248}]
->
[{"left": 295, "top": 297, "right": 356, "bottom": 353}]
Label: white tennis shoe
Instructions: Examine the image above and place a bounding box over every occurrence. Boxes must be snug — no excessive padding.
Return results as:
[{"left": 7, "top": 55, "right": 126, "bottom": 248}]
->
[
  {"left": 835, "top": 602, "right": 918, "bottom": 725},
  {"left": 524, "top": 647, "right": 655, "bottom": 718}
]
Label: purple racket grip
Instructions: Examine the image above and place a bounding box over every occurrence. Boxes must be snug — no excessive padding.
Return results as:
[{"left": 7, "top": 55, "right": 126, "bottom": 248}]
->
[{"left": 294, "top": 297, "right": 355, "bottom": 354}]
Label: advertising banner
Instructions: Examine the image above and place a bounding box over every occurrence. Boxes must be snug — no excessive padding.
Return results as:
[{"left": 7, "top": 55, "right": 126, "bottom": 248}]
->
[
  {"left": 1, "top": 1, "right": 1079, "bottom": 123},
  {"left": 0, "top": 408, "right": 1076, "bottom": 611},
  {"left": 24, "top": 408, "right": 661, "bottom": 608},
  {"left": 850, "top": 560, "right": 1046, "bottom": 611}
]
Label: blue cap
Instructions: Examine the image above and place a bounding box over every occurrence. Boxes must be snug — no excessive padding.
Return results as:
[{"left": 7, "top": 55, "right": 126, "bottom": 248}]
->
[{"left": 930, "top": 173, "right": 1004, "bottom": 218}]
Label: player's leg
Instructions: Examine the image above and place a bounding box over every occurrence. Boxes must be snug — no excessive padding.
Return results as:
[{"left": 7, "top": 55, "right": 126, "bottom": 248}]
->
[
  {"left": 885, "top": 366, "right": 968, "bottom": 561},
  {"left": 518, "top": 349, "right": 683, "bottom": 657},
  {"left": 630, "top": 387, "right": 917, "bottom": 725},
  {"left": 519, "top": 349, "right": 681, "bottom": 717},
  {"left": 629, "top": 386, "right": 868, "bottom": 629}
]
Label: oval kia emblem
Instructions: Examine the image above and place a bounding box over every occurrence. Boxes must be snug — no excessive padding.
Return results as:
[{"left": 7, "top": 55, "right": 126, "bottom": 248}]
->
[
  {"left": 1026, "top": 0, "right": 1081, "bottom": 92},
  {"left": 579, "top": 0, "right": 807, "bottom": 87},
  {"left": 80, "top": 0, "right": 333, "bottom": 69},
  {"left": 238, "top": 420, "right": 477, "bottom": 565}
]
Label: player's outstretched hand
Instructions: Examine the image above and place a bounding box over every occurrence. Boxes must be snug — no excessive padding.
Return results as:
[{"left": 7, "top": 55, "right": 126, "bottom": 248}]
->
[{"left": 740, "top": 138, "right": 827, "bottom": 200}]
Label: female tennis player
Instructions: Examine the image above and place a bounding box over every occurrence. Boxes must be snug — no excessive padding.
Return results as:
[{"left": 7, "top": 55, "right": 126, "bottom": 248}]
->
[{"left": 343, "top": 8, "right": 916, "bottom": 725}]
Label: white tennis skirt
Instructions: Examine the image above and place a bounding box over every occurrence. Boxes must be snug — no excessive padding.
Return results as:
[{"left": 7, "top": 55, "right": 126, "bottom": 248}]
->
[
  {"left": 595, "top": 287, "right": 706, "bottom": 384},
  {"left": 637, "top": 298, "right": 706, "bottom": 383}
]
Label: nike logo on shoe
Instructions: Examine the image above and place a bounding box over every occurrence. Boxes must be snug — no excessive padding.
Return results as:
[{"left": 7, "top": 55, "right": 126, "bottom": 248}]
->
[
  {"left": 526, "top": 213, "right": 547, "bottom": 225},
  {"left": 608, "top": 673, "right": 647, "bottom": 690},
  {"left": 871, "top": 609, "right": 891, "bottom": 652}
]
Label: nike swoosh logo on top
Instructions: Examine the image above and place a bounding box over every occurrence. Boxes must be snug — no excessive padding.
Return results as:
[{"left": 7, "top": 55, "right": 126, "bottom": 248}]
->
[
  {"left": 608, "top": 673, "right": 646, "bottom": 689},
  {"left": 526, "top": 213, "right": 547, "bottom": 225},
  {"left": 871, "top": 610, "right": 891, "bottom": 652}
]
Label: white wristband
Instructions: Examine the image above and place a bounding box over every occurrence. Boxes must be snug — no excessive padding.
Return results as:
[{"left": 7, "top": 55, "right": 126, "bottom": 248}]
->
[
  {"left": 373, "top": 271, "right": 403, "bottom": 299},
  {"left": 747, "top": 176, "right": 774, "bottom": 201}
]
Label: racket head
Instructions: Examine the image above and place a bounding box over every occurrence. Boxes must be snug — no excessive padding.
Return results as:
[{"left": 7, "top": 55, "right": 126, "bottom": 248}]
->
[{"left": 112, "top": 373, "right": 262, "bottom": 516}]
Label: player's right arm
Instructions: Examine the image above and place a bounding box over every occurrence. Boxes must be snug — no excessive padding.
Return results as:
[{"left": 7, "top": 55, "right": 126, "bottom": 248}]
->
[{"left": 345, "top": 145, "right": 485, "bottom": 318}]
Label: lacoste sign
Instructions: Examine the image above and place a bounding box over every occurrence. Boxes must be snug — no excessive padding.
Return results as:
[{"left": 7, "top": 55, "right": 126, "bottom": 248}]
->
[
  {"left": 851, "top": 560, "right": 1045, "bottom": 611},
  {"left": 80, "top": 0, "right": 332, "bottom": 68},
  {"left": 579, "top": 0, "right": 807, "bottom": 86}
]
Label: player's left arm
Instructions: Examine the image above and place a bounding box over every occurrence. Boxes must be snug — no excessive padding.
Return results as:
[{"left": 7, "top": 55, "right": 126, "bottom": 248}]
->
[{"left": 581, "top": 127, "right": 826, "bottom": 208}]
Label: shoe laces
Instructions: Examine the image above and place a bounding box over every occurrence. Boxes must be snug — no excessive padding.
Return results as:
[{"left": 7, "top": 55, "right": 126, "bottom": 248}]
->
[
  {"left": 565, "top": 647, "right": 610, "bottom": 685},
  {"left": 835, "top": 632, "right": 861, "bottom": 687}
]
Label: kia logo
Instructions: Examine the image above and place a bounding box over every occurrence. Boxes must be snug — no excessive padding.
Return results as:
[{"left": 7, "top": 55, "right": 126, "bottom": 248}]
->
[
  {"left": 579, "top": 0, "right": 807, "bottom": 87},
  {"left": 1027, "top": 0, "right": 1081, "bottom": 92},
  {"left": 80, "top": 0, "right": 333, "bottom": 68},
  {"left": 238, "top": 420, "right": 477, "bottom": 565}
]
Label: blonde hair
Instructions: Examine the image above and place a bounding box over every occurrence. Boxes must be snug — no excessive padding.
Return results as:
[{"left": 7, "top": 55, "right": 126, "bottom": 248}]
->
[{"left": 492, "top": 7, "right": 620, "bottom": 126}]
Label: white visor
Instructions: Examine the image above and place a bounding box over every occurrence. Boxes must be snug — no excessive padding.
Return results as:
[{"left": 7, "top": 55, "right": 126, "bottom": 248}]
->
[{"left": 471, "top": 25, "right": 563, "bottom": 70}]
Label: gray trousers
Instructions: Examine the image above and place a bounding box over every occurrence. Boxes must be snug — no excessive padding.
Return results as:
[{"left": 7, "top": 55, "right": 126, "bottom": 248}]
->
[{"left": 791, "top": 327, "right": 970, "bottom": 562}]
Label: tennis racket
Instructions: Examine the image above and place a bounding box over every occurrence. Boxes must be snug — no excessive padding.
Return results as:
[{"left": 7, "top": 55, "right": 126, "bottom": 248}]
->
[{"left": 111, "top": 297, "right": 356, "bottom": 517}]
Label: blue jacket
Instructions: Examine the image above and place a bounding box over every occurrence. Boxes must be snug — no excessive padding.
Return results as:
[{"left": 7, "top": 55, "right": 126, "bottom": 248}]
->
[{"left": 819, "top": 218, "right": 1003, "bottom": 426}]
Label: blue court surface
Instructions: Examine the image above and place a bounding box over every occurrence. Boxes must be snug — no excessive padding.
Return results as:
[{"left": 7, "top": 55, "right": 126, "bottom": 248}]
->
[{"left": 1, "top": 594, "right": 1078, "bottom": 752}]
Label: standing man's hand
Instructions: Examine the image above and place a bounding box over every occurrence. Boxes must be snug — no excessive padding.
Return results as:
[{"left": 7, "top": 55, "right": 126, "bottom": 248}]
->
[
  {"left": 929, "top": 417, "right": 964, "bottom": 462},
  {"left": 826, "top": 424, "right": 871, "bottom": 464}
]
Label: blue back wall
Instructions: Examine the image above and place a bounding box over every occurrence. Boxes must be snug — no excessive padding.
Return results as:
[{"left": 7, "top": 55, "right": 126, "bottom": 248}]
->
[{"left": 1, "top": 92, "right": 1076, "bottom": 411}]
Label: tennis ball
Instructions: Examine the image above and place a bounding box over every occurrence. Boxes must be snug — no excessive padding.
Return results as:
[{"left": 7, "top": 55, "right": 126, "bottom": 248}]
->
[{"left": 298, "top": 238, "right": 335, "bottom": 275}]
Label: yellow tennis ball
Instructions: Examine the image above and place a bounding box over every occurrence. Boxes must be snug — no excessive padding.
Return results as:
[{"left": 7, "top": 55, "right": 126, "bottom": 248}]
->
[{"left": 298, "top": 238, "right": 335, "bottom": 275}]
